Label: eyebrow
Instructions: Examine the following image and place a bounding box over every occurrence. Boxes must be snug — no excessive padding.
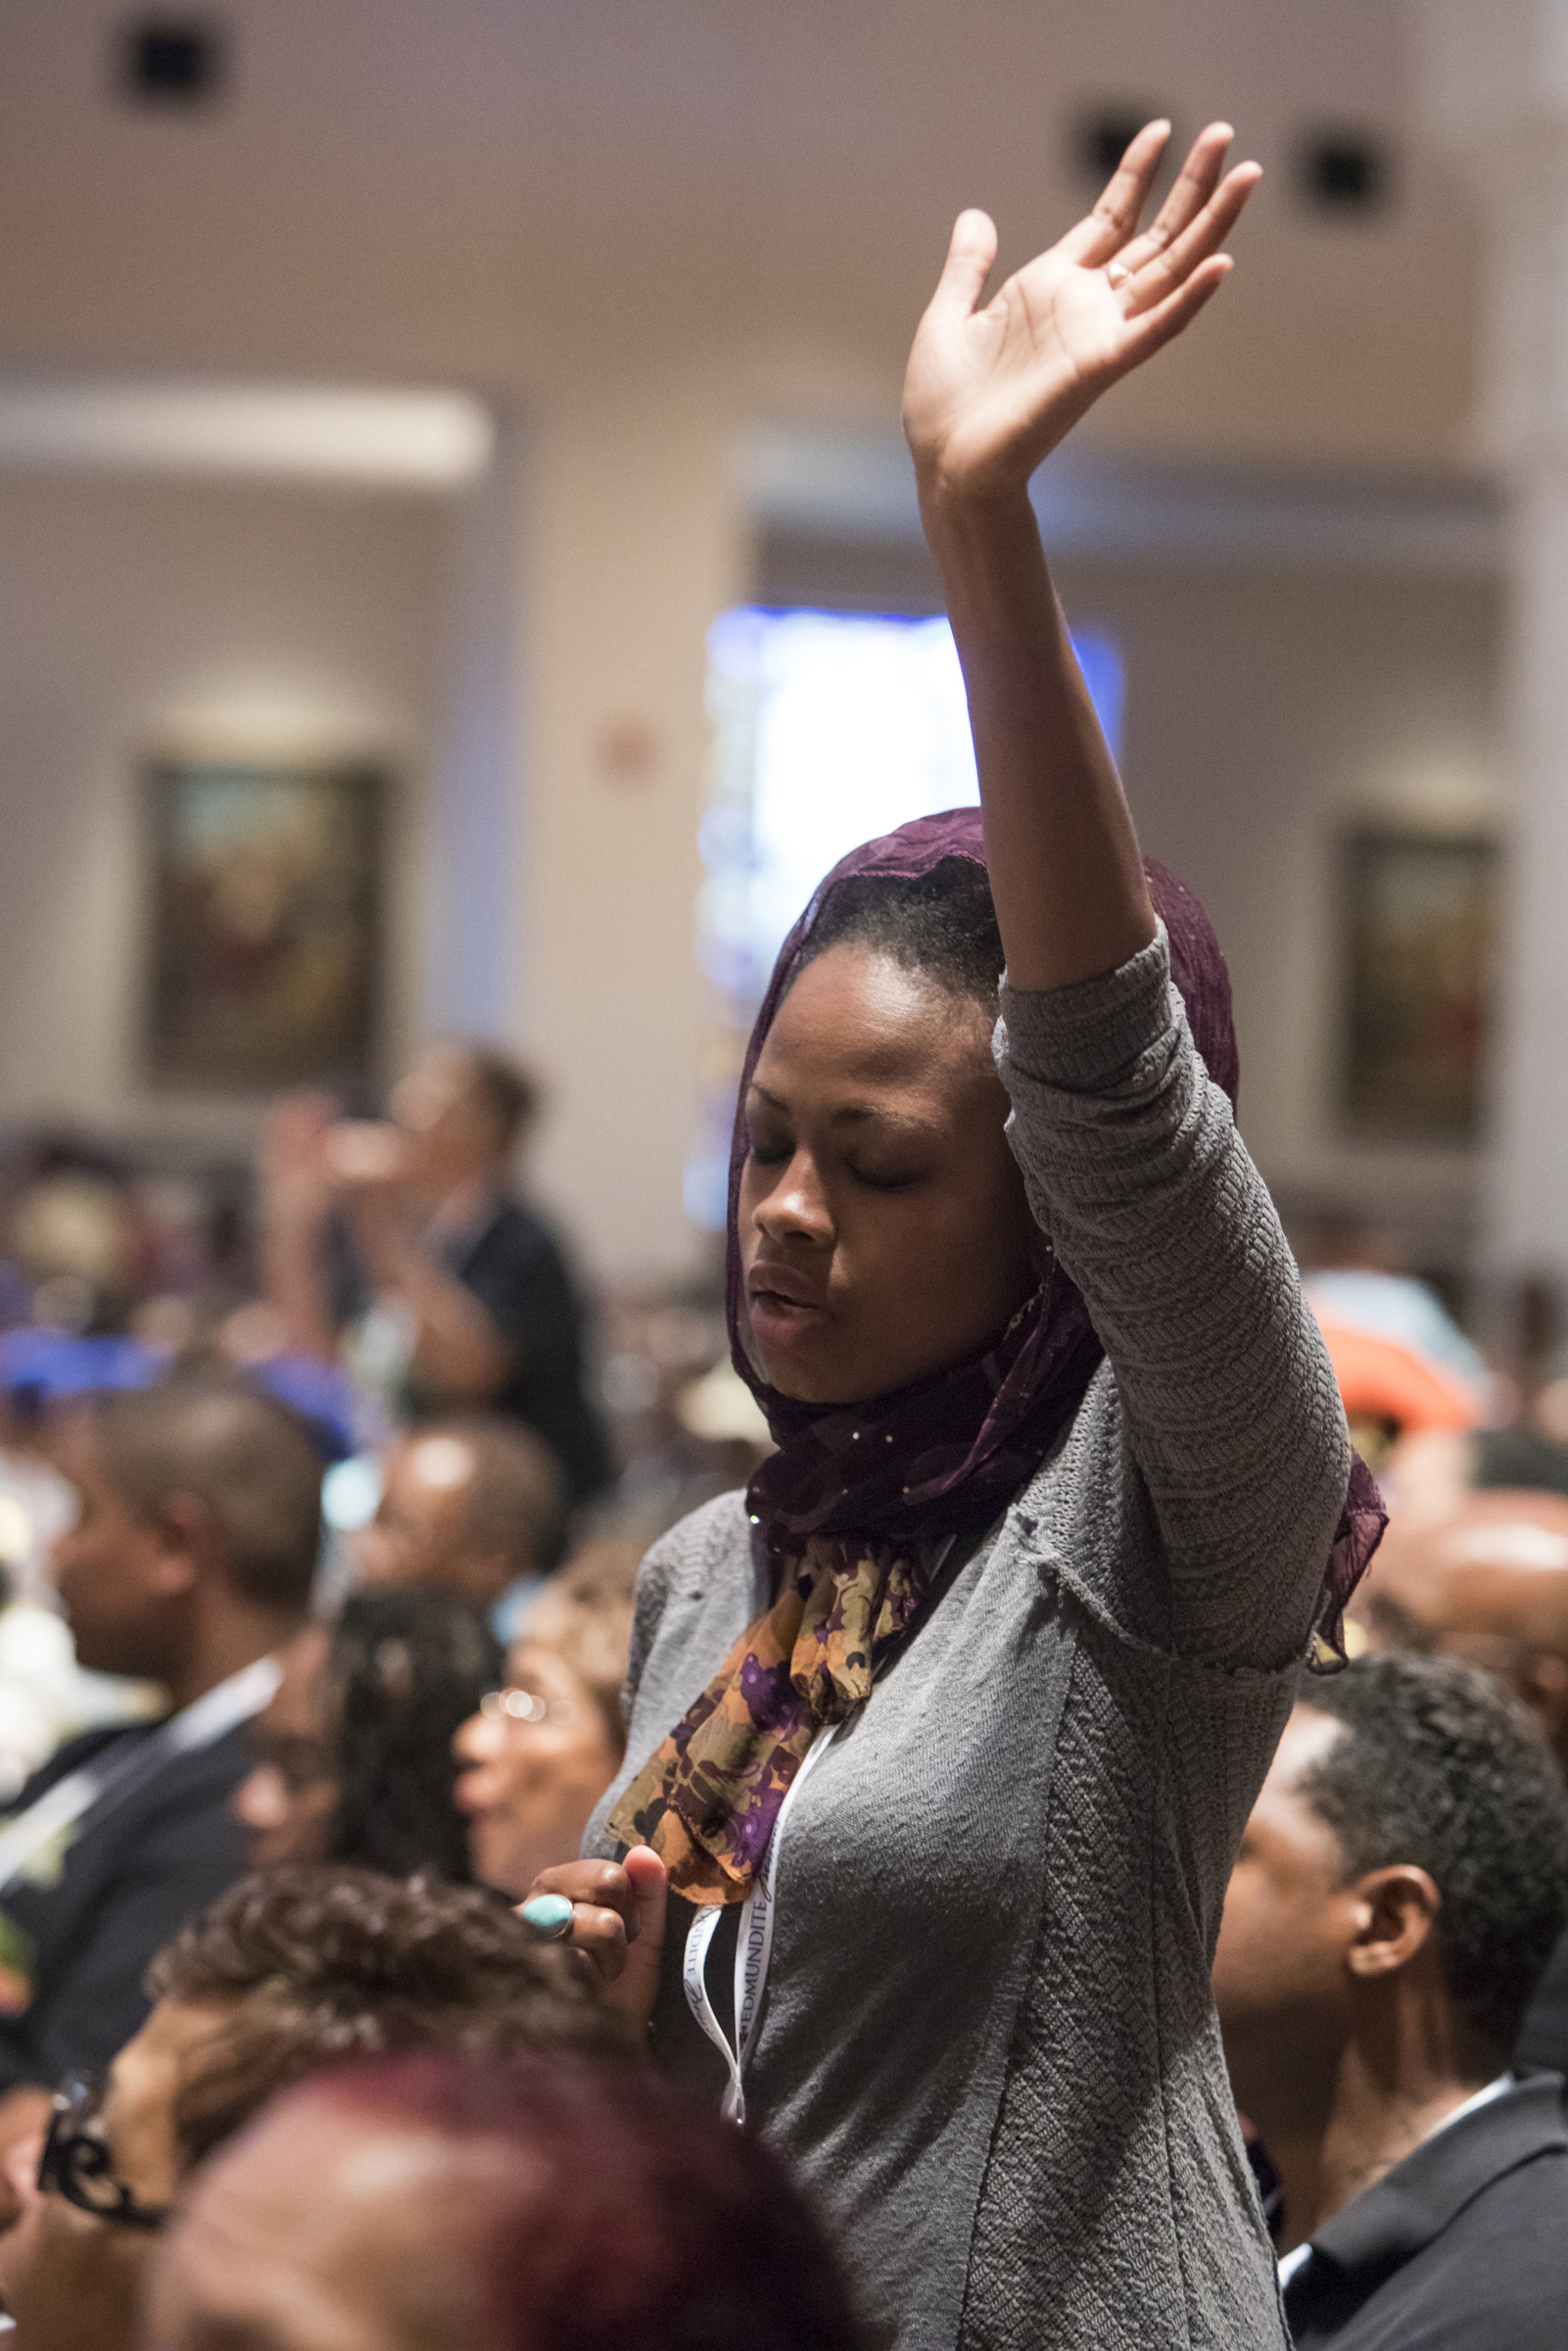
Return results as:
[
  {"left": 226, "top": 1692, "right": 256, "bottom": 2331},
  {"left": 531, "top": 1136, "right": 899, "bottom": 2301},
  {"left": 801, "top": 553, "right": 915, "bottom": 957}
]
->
[{"left": 747, "top": 1082, "right": 943, "bottom": 1137}]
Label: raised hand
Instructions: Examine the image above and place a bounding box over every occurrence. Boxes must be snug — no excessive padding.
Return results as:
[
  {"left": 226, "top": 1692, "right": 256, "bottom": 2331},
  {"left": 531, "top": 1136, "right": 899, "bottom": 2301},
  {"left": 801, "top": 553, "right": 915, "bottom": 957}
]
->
[{"left": 904, "top": 121, "right": 1260, "bottom": 502}]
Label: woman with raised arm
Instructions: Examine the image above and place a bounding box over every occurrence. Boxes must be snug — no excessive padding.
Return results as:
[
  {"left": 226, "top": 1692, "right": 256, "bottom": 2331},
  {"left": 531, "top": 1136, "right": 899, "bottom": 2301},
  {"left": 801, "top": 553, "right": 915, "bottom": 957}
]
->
[{"left": 526, "top": 124, "right": 1382, "bottom": 2351}]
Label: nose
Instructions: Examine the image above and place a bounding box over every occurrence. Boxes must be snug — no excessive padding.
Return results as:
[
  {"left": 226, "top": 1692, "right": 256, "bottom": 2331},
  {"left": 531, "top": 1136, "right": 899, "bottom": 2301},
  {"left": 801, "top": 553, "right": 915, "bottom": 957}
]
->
[
  {"left": 752, "top": 1150, "right": 834, "bottom": 1247},
  {"left": 232, "top": 1763, "right": 290, "bottom": 1832},
  {"left": 452, "top": 1709, "right": 503, "bottom": 1766}
]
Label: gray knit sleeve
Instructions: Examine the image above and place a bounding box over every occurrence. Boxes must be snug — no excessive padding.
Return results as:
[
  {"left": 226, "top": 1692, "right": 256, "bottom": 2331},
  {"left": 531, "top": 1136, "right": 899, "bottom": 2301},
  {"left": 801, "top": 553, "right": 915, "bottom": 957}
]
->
[{"left": 995, "top": 926, "right": 1350, "bottom": 1668}]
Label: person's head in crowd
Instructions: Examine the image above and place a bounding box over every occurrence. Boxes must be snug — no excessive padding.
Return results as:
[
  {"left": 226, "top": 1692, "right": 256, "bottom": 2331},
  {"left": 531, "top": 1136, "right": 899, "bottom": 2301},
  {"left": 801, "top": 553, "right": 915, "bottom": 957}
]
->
[
  {"left": 146, "top": 2048, "right": 863, "bottom": 2351},
  {"left": 1212, "top": 1653, "right": 1568, "bottom": 2250},
  {"left": 1356, "top": 1490, "right": 1568, "bottom": 1773},
  {"left": 0, "top": 1867, "right": 632, "bottom": 2351},
  {"left": 354, "top": 1418, "right": 567, "bottom": 1611},
  {"left": 50, "top": 1379, "right": 321, "bottom": 1704},
  {"left": 453, "top": 1538, "right": 640, "bottom": 1896},
  {"left": 233, "top": 1588, "right": 502, "bottom": 1879},
  {"left": 387, "top": 1045, "right": 540, "bottom": 1205},
  {"left": 741, "top": 859, "right": 1036, "bottom": 1406}
]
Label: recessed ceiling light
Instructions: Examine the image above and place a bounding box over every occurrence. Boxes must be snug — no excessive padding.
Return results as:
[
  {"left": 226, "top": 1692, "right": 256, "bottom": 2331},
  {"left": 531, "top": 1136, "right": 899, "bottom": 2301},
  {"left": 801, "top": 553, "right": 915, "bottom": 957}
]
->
[
  {"left": 1072, "top": 108, "right": 1169, "bottom": 184},
  {"left": 1299, "top": 130, "right": 1390, "bottom": 216},
  {"left": 119, "top": 18, "right": 226, "bottom": 108}
]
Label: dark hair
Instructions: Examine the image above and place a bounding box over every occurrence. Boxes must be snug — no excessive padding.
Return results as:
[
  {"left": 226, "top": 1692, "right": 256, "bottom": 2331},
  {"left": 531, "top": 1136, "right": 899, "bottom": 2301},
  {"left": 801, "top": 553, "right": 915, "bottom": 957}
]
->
[
  {"left": 1299, "top": 1652, "right": 1568, "bottom": 2052},
  {"left": 147, "top": 1866, "right": 636, "bottom": 2170},
  {"left": 410, "top": 1415, "right": 568, "bottom": 1574},
  {"left": 327, "top": 1588, "right": 502, "bottom": 1881},
  {"left": 92, "top": 1378, "right": 322, "bottom": 1611},
  {"left": 797, "top": 858, "right": 1005, "bottom": 1012},
  {"left": 456, "top": 1047, "right": 541, "bottom": 1147},
  {"left": 277, "top": 2053, "right": 866, "bottom": 2351}
]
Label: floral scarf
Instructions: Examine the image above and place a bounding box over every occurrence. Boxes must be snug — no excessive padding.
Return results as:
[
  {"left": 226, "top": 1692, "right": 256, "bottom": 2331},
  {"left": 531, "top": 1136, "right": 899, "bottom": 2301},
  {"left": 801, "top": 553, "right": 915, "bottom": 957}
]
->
[{"left": 610, "top": 811, "right": 1383, "bottom": 1902}]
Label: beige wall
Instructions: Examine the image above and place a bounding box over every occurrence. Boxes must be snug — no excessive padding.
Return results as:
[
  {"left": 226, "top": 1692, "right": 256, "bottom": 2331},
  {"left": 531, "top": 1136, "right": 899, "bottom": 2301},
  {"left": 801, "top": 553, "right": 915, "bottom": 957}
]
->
[
  {"left": 1053, "top": 557, "right": 1504, "bottom": 1264},
  {"left": 0, "top": 473, "right": 447, "bottom": 1152},
  {"left": 0, "top": 1, "right": 1516, "bottom": 1286},
  {"left": 515, "top": 375, "right": 748, "bottom": 1279},
  {"left": 0, "top": 456, "right": 1505, "bottom": 1288}
]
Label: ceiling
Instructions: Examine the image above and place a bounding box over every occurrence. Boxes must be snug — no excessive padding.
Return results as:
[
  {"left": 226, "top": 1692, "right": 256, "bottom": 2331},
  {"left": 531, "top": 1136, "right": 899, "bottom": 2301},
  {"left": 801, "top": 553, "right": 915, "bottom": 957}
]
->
[{"left": 0, "top": 0, "right": 1485, "bottom": 468}]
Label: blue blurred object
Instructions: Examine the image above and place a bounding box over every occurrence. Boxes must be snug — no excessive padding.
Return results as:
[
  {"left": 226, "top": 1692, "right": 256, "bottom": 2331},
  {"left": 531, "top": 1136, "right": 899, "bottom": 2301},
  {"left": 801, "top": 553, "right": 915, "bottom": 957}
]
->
[
  {"left": 321, "top": 1453, "right": 382, "bottom": 1533},
  {"left": 0, "top": 1328, "right": 164, "bottom": 1407},
  {"left": 0, "top": 1328, "right": 356, "bottom": 1463},
  {"left": 246, "top": 1354, "right": 357, "bottom": 1463},
  {"left": 491, "top": 1571, "right": 546, "bottom": 1648}
]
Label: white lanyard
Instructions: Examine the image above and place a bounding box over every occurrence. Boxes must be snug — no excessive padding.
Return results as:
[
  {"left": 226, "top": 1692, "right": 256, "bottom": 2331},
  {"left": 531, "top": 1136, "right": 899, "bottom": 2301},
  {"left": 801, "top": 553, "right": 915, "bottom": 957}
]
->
[
  {"left": 682, "top": 1721, "right": 838, "bottom": 2125},
  {"left": 0, "top": 1653, "right": 281, "bottom": 1896}
]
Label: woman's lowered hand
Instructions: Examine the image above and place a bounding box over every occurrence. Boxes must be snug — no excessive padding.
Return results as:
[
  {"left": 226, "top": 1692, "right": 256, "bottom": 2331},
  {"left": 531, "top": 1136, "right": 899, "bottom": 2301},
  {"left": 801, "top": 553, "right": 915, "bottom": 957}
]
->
[
  {"left": 903, "top": 120, "right": 1259, "bottom": 504},
  {"left": 519, "top": 1848, "right": 669, "bottom": 2028}
]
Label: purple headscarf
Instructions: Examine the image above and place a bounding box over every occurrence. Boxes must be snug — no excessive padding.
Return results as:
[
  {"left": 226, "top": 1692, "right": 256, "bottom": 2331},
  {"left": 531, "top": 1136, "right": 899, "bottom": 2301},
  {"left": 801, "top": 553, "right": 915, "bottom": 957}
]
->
[
  {"left": 610, "top": 811, "right": 1380, "bottom": 1900},
  {"left": 726, "top": 807, "right": 1380, "bottom": 1655}
]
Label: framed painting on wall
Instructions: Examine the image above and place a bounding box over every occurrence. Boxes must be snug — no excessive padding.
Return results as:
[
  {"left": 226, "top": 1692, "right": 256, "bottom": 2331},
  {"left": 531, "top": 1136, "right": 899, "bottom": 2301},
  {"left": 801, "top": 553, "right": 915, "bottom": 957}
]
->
[
  {"left": 1341, "top": 827, "right": 1498, "bottom": 1142},
  {"left": 145, "top": 759, "right": 384, "bottom": 1088}
]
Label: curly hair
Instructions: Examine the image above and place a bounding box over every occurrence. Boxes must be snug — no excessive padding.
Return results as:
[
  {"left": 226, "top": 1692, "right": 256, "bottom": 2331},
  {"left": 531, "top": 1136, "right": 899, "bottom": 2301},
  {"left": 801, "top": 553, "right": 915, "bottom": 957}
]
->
[
  {"left": 797, "top": 858, "right": 1005, "bottom": 1012},
  {"left": 147, "top": 1865, "right": 637, "bottom": 2169},
  {"left": 1299, "top": 1651, "right": 1568, "bottom": 2053},
  {"left": 328, "top": 1587, "right": 503, "bottom": 1882}
]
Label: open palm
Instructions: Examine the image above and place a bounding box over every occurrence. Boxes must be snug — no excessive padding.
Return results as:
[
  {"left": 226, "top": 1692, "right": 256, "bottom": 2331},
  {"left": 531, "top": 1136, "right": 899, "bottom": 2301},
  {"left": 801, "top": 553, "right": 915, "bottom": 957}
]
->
[{"left": 905, "top": 121, "right": 1260, "bottom": 498}]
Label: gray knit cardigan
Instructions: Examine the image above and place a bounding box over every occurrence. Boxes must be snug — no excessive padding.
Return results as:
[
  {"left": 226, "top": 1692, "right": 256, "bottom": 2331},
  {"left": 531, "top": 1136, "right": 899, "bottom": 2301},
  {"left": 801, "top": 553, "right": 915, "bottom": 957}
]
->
[{"left": 587, "top": 929, "right": 1351, "bottom": 2351}]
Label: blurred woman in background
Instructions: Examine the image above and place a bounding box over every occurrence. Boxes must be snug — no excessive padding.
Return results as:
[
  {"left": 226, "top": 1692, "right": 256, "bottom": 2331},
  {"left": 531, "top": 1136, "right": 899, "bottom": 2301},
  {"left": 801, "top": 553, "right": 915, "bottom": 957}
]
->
[
  {"left": 234, "top": 1587, "right": 501, "bottom": 1882},
  {"left": 454, "top": 1539, "right": 639, "bottom": 1897}
]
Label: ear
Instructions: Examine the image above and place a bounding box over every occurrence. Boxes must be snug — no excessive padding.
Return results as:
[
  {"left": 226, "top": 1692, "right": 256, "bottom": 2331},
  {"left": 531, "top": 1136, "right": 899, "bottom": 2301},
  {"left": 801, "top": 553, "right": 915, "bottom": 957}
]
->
[
  {"left": 1344, "top": 1864, "right": 1442, "bottom": 1983},
  {"left": 143, "top": 1491, "right": 215, "bottom": 1601}
]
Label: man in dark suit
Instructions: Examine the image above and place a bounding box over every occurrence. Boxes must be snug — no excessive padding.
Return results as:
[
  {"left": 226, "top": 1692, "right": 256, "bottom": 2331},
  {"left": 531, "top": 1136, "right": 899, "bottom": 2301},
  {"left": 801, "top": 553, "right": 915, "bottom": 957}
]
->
[
  {"left": 1212, "top": 1650, "right": 1568, "bottom": 2350},
  {"left": 0, "top": 1380, "right": 318, "bottom": 2214}
]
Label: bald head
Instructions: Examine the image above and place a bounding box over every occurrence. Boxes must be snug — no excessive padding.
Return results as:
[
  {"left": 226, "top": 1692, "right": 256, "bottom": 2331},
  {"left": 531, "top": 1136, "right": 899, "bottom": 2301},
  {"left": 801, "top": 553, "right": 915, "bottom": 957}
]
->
[
  {"left": 146, "top": 2097, "right": 505, "bottom": 2351},
  {"left": 1361, "top": 1491, "right": 1568, "bottom": 1771},
  {"left": 355, "top": 1419, "right": 566, "bottom": 1609}
]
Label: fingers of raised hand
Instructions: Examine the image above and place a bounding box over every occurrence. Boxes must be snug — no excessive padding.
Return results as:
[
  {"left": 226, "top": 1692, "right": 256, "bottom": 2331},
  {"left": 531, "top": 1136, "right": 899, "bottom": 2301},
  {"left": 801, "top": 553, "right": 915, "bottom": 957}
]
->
[
  {"left": 1118, "top": 160, "right": 1259, "bottom": 317},
  {"left": 1060, "top": 119, "right": 1171, "bottom": 266},
  {"left": 1114, "top": 255, "right": 1233, "bottom": 371},
  {"left": 928, "top": 207, "right": 1000, "bottom": 322},
  {"left": 1116, "top": 121, "right": 1235, "bottom": 276}
]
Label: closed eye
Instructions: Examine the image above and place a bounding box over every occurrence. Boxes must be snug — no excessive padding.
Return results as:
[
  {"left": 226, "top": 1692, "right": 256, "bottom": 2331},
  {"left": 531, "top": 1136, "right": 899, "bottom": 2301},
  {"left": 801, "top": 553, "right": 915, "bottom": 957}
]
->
[{"left": 847, "top": 1163, "right": 924, "bottom": 1193}]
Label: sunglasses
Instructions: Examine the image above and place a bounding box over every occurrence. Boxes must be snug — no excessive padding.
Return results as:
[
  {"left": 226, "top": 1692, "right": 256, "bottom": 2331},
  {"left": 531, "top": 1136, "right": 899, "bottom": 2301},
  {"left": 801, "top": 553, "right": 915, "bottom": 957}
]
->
[{"left": 37, "top": 2073, "right": 169, "bottom": 2232}]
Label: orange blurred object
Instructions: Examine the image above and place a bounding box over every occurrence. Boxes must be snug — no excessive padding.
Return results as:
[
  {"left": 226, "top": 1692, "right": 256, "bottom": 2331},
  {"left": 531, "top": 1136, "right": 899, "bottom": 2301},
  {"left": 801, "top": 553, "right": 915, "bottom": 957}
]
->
[{"left": 1315, "top": 1320, "right": 1481, "bottom": 1436}]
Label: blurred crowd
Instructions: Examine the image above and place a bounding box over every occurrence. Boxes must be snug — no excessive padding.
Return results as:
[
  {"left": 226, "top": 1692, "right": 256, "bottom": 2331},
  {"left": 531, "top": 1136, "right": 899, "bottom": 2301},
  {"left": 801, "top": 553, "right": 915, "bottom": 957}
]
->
[{"left": 0, "top": 1038, "right": 1566, "bottom": 2348}]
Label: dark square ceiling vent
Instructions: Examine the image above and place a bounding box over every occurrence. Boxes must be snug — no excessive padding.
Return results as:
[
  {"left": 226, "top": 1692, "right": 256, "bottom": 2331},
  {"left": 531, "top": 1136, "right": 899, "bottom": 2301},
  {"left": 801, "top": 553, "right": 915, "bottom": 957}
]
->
[
  {"left": 1299, "top": 130, "right": 1389, "bottom": 215},
  {"left": 1073, "top": 108, "right": 1165, "bottom": 185},
  {"left": 119, "top": 19, "right": 226, "bottom": 106}
]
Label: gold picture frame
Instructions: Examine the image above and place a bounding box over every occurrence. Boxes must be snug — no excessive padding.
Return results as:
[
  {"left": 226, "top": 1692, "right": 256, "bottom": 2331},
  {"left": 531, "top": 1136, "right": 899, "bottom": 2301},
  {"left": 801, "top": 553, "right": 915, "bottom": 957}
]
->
[
  {"left": 145, "top": 758, "right": 384, "bottom": 1089},
  {"left": 1341, "top": 827, "right": 1498, "bottom": 1142}
]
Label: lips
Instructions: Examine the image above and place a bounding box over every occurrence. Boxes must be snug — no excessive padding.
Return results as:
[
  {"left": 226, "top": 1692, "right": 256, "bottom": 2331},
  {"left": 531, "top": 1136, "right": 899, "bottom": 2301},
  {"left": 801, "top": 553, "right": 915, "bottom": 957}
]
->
[
  {"left": 745, "top": 1261, "right": 827, "bottom": 1314},
  {"left": 745, "top": 1262, "right": 830, "bottom": 1358}
]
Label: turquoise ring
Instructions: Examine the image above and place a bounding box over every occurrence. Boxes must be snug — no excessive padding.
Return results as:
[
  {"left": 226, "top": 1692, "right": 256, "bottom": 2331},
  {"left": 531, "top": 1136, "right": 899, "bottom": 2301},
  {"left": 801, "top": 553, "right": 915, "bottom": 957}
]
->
[{"left": 521, "top": 1894, "right": 575, "bottom": 1942}]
